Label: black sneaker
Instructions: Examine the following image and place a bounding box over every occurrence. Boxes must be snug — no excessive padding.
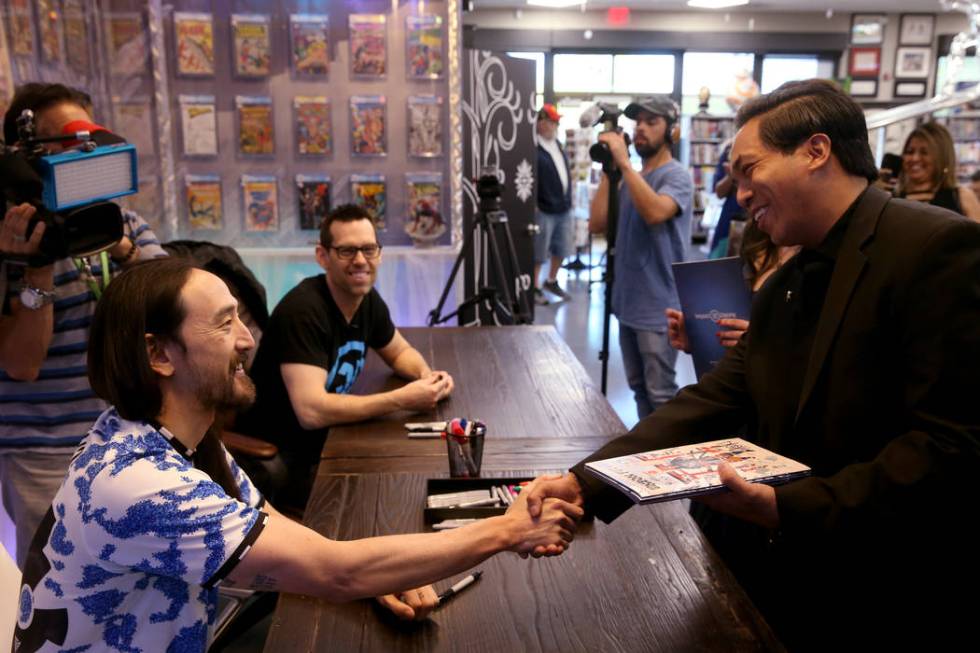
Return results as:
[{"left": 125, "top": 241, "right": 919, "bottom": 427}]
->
[
  {"left": 543, "top": 279, "right": 571, "bottom": 300},
  {"left": 534, "top": 288, "right": 550, "bottom": 306}
]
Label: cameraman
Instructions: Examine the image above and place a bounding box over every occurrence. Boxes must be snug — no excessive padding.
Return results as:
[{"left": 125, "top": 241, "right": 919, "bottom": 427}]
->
[
  {"left": 0, "top": 83, "right": 166, "bottom": 568},
  {"left": 588, "top": 96, "right": 693, "bottom": 420}
]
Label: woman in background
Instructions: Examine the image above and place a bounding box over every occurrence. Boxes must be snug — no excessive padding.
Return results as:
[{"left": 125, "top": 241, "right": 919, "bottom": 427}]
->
[
  {"left": 890, "top": 122, "right": 980, "bottom": 221},
  {"left": 666, "top": 219, "right": 799, "bottom": 352}
]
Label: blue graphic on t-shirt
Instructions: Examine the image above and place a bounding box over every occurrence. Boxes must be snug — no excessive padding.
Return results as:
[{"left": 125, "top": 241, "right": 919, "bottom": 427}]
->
[{"left": 326, "top": 340, "right": 366, "bottom": 394}]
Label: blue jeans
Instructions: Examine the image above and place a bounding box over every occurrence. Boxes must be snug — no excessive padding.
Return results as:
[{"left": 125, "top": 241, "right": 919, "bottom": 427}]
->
[{"left": 619, "top": 323, "right": 679, "bottom": 419}]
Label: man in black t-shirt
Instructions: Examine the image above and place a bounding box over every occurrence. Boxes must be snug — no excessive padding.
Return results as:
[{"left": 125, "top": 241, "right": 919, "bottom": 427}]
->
[{"left": 244, "top": 204, "right": 453, "bottom": 504}]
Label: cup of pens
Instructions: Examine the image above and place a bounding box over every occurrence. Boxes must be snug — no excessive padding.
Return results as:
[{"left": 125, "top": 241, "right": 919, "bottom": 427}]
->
[{"left": 443, "top": 417, "right": 485, "bottom": 478}]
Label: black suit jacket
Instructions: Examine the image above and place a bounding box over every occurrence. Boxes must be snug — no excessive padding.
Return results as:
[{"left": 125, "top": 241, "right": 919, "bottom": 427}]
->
[{"left": 573, "top": 187, "right": 980, "bottom": 646}]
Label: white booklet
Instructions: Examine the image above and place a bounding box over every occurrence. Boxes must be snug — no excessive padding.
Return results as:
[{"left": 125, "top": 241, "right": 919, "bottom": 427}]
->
[{"left": 584, "top": 438, "right": 811, "bottom": 504}]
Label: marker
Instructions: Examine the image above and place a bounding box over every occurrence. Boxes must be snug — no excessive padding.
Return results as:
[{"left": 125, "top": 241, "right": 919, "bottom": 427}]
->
[
  {"left": 407, "top": 431, "right": 443, "bottom": 439},
  {"left": 437, "top": 571, "right": 483, "bottom": 604},
  {"left": 456, "top": 497, "right": 499, "bottom": 508}
]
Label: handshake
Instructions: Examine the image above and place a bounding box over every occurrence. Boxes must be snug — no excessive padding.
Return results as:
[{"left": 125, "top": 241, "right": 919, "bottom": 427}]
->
[{"left": 496, "top": 472, "right": 586, "bottom": 558}]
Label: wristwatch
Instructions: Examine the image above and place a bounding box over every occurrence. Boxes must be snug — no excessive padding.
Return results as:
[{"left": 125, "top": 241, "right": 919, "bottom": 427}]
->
[{"left": 19, "top": 285, "right": 57, "bottom": 310}]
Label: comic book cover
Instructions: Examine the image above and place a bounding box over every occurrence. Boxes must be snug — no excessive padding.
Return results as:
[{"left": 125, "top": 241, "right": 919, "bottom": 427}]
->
[
  {"left": 232, "top": 14, "right": 271, "bottom": 77},
  {"left": 185, "top": 175, "right": 222, "bottom": 230},
  {"left": 9, "top": 0, "right": 33, "bottom": 56},
  {"left": 63, "top": 0, "right": 90, "bottom": 74},
  {"left": 585, "top": 438, "right": 811, "bottom": 504},
  {"left": 290, "top": 14, "right": 329, "bottom": 77},
  {"left": 242, "top": 175, "right": 279, "bottom": 232},
  {"left": 174, "top": 12, "right": 214, "bottom": 76},
  {"left": 350, "top": 174, "right": 387, "bottom": 230},
  {"left": 350, "top": 96, "right": 386, "bottom": 157},
  {"left": 405, "top": 173, "right": 446, "bottom": 244},
  {"left": 0, "top": 18, "right": 14, "bottom": 108},
  {"left": 349, "top": 14, "right": 386, "bottom": 77},
  {"left": 237, "top": 96, "right": 274, "bottom": 155},
  {"left": 296, "top": 175, "right": 331, "bottom": 230},
  {"left": 294, "top": 96, "right": 331, "bottom": 156},
  {"left": 106, "top": 13, "right": 147, "bottom": 77},
  {"left": 111, "top": 99, "right": 154, "bottom": 160},
  {"left": 406, "top": 15, "right": 443, "bottom": 79},
  {"left": 179, "top": 95, "right": 217, "bottom": 156},
  {"left": 408, "top": 96, "right": 443, "bottom": 158},
  {"left": 38, "top": 0, "right": 62, "bottom": 63}
]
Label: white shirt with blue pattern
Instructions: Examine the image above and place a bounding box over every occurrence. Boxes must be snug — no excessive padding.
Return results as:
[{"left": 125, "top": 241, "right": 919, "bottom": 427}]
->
[{"left": 13, "top": 408, "right": 267, "bottom": 653}]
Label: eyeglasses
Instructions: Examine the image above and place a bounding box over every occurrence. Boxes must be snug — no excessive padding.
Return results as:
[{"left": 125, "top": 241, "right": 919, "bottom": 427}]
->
[{"left": 330, "top": 244, "right": 382, "bottom": 260}]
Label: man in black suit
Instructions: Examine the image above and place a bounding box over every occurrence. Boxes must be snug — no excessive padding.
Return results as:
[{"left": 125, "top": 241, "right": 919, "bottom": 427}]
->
[{"left": 526, "top": 79, "right": 980, "bottom": 649}]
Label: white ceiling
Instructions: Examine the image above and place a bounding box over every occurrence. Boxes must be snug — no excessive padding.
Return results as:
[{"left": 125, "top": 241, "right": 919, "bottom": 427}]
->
[{"left": 471, "top": 0, "right": 955, "bottom": 12}]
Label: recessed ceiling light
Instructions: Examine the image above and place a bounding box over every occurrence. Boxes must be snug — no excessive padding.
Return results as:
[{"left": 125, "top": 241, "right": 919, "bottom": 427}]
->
[
  {"left": 687, "top": 0, "right": 750, "bottom": 8},
  {"left": 527, "top": 0, "right": 586, "bottom": 8}
]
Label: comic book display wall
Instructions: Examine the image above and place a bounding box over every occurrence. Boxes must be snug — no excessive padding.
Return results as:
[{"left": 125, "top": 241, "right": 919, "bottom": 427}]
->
[{"left": 0, "top": 0, "right": 453, "bottom": 248}]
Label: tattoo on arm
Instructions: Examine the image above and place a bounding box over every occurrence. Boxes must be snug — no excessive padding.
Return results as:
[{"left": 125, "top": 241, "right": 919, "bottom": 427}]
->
[{"left": 249, "top": 574, "right": 280, "bottom": 591}]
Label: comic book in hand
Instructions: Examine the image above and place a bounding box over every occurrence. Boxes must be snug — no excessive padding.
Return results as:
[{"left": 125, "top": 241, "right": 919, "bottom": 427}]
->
[
  {"left": 671, "top": 256, "right": 752, "bottom": 379},
  {"left": 584, "top": 438, "right": 811, "bottom": 504}
]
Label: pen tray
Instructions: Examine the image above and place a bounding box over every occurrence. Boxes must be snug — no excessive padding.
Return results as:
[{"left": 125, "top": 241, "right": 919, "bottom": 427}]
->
[{"left": 423, "top": 477, "right": 532, "bottom": 526}]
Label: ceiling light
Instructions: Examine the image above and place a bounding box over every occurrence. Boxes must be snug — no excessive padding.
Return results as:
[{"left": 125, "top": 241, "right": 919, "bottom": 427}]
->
[
  {"left": 527, "top": 0, "right": 585, "bottom": 8},
  {"left": 687, "top": 0, "right": 750, "bottom": 8}
]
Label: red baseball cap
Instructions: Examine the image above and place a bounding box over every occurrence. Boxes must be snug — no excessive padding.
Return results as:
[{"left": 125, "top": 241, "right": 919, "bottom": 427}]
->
[{"left": 537, "top": 103, "right": 562, "bottom": 122}]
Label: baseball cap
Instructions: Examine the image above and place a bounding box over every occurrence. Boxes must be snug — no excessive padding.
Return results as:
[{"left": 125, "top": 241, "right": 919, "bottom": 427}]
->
[
  {"left": 624, "top": 96, "right": 679, "bottom": 123},
  {"left": 537, "top": 103, "right": 562, "bottom": 122}
]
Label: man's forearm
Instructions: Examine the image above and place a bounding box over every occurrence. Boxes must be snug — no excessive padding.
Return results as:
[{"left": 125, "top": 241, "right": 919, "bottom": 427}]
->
[
  {"left": 228, "top": 512, "right": 514, "bottom": 599},
  {"left": 622, "top": 167, "right": 676, "bottom": 225},
  {"left": 0, "top": 266, "right": 55, "bottom": 380},
  {"left": 296, "top": 388, "right": 408, "bottom": 428},
  {"left": 389, "top": 347, "right": 431, "bottom": 380}
]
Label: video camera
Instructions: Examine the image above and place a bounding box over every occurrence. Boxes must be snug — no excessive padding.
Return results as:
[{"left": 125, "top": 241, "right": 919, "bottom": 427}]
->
[
  {"left": 0, "top": 109, "right": 138, "bottom": 265},
  {"left": 475, "top": 166, "right": 504, "bottom": 213},
  {"left": 586, "top": 103, "right": 632, "bottom": 168}
]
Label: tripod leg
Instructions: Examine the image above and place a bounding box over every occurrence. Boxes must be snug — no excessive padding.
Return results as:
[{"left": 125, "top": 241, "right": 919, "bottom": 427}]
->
[
  {"left": 428, "top": 217, "right": 477, "bottom": 325},
  {"left": 483, "top": 212, "right": 516, "bottom": 325},
  {"left": 496, "top": 213, "right": 532, "bottom": 324}
]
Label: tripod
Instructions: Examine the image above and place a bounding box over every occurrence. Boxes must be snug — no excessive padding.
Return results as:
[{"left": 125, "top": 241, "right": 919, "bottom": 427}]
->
[
  {"left": 428, "top": 197, "right": 532, "bottom": 326},
  {"left": 597, "top": 163, "right": 621, "bottom": 395}
]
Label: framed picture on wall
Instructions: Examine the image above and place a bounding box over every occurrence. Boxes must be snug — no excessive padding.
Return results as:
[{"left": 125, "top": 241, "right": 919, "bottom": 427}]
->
[
  {"left": 894, "top": 80, "right": 928, "bottom": 98},
  {"left": 900, "top": 14, "right": 935, "bottom": 46},
  {"left": 849, "top": 47, "right": 881, "bottom": 78},
  {"left": 851, "top": 14, "right": 885, "bottom": 45},
  {"left": 895, "top": 47, "right": 931, "bottom": 79},
  {"left": 849, "top": 79, "right": 878, "bottom": 97}
]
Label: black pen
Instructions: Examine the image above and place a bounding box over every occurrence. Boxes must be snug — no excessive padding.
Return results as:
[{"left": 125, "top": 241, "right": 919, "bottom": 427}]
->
[{"left": 437, "top": 570, "right": 483, "bottom": 604}]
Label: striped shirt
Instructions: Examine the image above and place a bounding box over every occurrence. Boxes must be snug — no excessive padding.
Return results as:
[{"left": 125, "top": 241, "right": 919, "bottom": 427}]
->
[{"left": 0, "top": 209, "right": 166, "bottom": 450}]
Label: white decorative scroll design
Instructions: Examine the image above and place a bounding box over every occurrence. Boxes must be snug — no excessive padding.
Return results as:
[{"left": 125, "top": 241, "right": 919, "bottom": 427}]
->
[
  {"left": 461, "top": 50, "right": 526, "bottom": 212},
  {"left": 460, "top": 50, "right": 532, "bottom": 325}
]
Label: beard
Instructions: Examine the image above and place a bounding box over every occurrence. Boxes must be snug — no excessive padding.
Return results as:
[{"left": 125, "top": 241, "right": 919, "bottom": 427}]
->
[
  {"left": 634, "top": 139, "right": 666, "bottom": 159},
  {"left": 193, "top": 355, "right": 257, "bottom": 411}
]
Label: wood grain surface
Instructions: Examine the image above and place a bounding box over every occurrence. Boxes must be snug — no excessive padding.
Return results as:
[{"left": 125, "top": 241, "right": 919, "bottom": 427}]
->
[
  {"left": 263, "top": 327, "right": 780, "bottom": 652},
  {"left": 264, "top": 473, "right": 782, "bottom": 652}
]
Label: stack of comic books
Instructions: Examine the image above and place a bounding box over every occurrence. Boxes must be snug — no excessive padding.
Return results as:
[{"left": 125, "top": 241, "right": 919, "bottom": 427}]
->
[{"left": 584, "top": 438, "right": 810, "bottom": 504}]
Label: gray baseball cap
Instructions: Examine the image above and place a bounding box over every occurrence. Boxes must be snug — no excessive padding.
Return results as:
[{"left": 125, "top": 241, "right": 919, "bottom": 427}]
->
[{"left": 624, "top": 96, "right": 679, "bottom": 123}]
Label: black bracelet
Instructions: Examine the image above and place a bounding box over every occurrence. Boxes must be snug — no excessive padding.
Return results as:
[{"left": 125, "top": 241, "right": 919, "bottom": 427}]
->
[{"left": 113, "top": 239, "right": 139, "bottom": 264}]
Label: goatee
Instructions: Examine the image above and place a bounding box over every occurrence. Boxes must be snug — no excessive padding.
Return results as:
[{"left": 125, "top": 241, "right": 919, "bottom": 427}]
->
[{"left": 635, "top": 141, "right": 665, "bottom": 159}]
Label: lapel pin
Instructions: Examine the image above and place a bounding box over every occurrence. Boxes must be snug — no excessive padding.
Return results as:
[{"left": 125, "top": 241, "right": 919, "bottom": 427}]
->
[{"left": 785, "top": 290, "right": 793, "bottom": 302}]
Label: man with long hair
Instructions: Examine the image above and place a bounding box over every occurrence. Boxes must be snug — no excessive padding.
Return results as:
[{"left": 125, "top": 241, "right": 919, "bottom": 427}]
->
[{"left": 14, "top": 259, "right": 580, "bottom": 652}]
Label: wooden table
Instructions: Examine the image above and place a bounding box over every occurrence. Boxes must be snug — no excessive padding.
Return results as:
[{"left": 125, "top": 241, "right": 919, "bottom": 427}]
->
[
  {"left": 320, "top": 326, "right": 625, "bottom": 475},
  {"left": 264, "top": 326, "right": 781, "bottom": 652}
]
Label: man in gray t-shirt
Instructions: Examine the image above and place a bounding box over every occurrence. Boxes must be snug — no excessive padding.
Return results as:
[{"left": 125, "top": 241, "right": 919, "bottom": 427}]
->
[{"left": 588, "top": 96, "right": 694, "bottom": 419}]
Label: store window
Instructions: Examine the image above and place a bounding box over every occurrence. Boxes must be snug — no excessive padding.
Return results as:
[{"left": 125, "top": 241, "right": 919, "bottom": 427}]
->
[
  {"left": 612, "top": 55, "right": 676, "bottom": 94},
  {"left": 554, "top": 54, "right": 613, "bottom": 93},
  {"left": 681, "top": 51, "right": 755, "bottom": 115},
  {"left": 760, "top": 55, "right": 831, "bottom": 93}
]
